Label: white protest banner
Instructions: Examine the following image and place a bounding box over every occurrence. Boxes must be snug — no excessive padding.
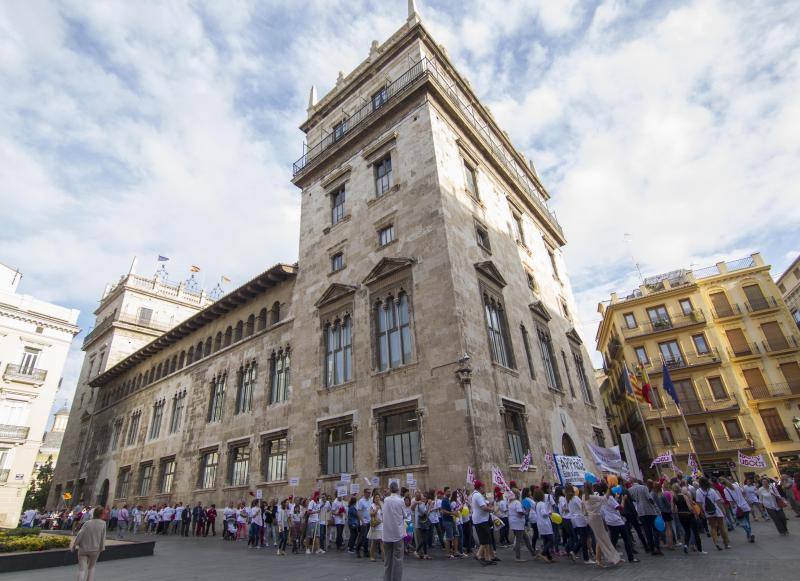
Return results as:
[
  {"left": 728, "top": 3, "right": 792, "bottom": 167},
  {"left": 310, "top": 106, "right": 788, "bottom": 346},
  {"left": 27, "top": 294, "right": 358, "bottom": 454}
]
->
[
  {"left": 337, "top": 485, "right": 348, "bottom": 498},
  {"left": 350, "top": 483, "right": 361, "bottom": 495},
  {"left": 520, "top": 450, "right": 532, "bottom": 472},
  {"left": 587, "top": 442, "right": 625, "bottom": 474},
  {"left": 553, "top": 454, "right": 586, "bottom": 486},
  {"left": 370, "top": 476, "right": 380, "bottom": 488},
  {"left": 738, "top": 451, "right": 767, "bottom": 469},
  {"left": 289, "top": 477, "right": 300, "bottom": 487},
  {"left": 406, "top": 473, "right": 414, "bottom": 483},
  {"left": 649, "top": 451, "right": 673, "bottom": 468},
  {"left": 491, "top": 466, "right": 511, "bottom": 492},
  {"left": 466, "top": 466, "right": 475, "bottom": 487},
  {"left": 255, "top": 489, "right": 263, "bottom": 500},
  {"left": 340, "top": 473, "right": 351, "bottom": 483}
]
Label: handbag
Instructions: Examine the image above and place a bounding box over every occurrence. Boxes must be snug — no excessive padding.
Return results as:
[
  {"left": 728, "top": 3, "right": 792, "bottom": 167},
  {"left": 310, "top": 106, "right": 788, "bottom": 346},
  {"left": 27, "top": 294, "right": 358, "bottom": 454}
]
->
[{"left": 735, "top": 507, "right": 744, "bottom": 519}]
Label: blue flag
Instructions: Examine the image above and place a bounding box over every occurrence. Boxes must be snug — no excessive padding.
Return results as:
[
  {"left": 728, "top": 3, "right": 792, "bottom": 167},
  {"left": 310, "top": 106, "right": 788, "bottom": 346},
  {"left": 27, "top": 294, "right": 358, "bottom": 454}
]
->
[
  {"left": 157, "top": 255, "right": 169, "bottom": 262},
  {"left": 662, "top": 363, "right": 680, "bottom": 405}
]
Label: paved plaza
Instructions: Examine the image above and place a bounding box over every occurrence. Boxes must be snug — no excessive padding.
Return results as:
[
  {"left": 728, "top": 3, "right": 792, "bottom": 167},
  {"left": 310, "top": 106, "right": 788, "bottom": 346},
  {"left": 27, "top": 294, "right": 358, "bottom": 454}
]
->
[{"left": 5, "top": 517, "right": 797, "bottom": 581}]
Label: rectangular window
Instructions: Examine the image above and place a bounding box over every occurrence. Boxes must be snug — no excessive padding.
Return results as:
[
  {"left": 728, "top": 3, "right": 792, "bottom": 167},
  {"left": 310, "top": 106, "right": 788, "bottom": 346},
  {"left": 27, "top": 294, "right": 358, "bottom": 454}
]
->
[
  {"left": 725, "top": 328, "right": 751, "bottom": 356},
  {"left": 658, "top": 340, "right": 684, "bottom": 367},
  {"left": 332, "top": 119, "right": 347, "bottom": 141},
  {"left": 126, "top": 412, "right": 141, "bottom": 446},
  {"left": 330, "top": 252, "right": 344, "bottom": 272},
  {"left": 19, "top": 347, "right": 40, "bottom": 374},
  {"left": 378, "top": 224, "right": 395, "bottom": 247},
  {"left": 263, "top": 434, "right": 288, "bottom": 482},
  {"left": 743, "top": 284, "right": 768, "bottom": 311},
  {"left": 692, "top": 333, "right": 710, "bottom": 355},
  {"left": 148, "top": 401, "right": 164, "bottom": 440},
  {"left": 380, "top": 409, "right": 420, "bottom": 468},
  {"left": 521, "top": 325, "right": 536, "bottom": 380},
  {"left": 484, "top": 293, "right": 514, "bottom": 368},
  {"left": 537, "top": 326, "right": 562, "bottom": 391},
  {"left": 723, "top": 419, "right": 744, "bottom": 440},
  {"left": 463, "top": 160, "right": 478, "bottom": 198},
  {"left": 110, "top": 419, "right": 124, "bottom": 451},
  {"left": 374, "top": 155, "right": 393, "bottom": 196},
  {"left": 475, "top": 222, "right": 491, "bottom": 252},
  {"left": 624, "top": 313, "right": 637, "bottom": 329},
  {"left": 325, "top": 316, "right": 353, "bottom": 387},
  {"left": 169, "top": 392, "right": 185, "bottom": 434},
  {"left": 573, "top": 350, "right": 594, "bottom": 404},
  {"left": 199, "top": 451, "right": 219, "bottom": 489},
  {"left": 376, "top": 293, "right": 413, "bottom": 371},
  {"left": 235, "top": 364, "right": 256, "bottom": 414},
  {"left": 707, "top": 376, "right": 728, "bottom": 400},
  {"left": 207, "top": 375, "right": 226, "bottom": 422},
  {"left": 137, "top": 307, "right": 153, "bottom": 326},
  {"left": 759, "top": 408, "right": 790, "bottom": 442},
  {"left": 269, "top": 350, "right": 291, "bottom": 404},
  {"left": 659, "top": 427, "right": 675, "bottom": 445},
  {"left": 634, "top": 346, "right": 649, "bottom": 365},
  {"left": 679, "top": 299, "right": 693, "bottom": 316},
  {"left": 321, "top": 422, "right": 353, "bottom": 475},
  {"left": 371, "top": 87, "right": 388, "bottom": 110},
  {"left": 592, "top": 427, "right": 606, "bottom": 447},
  {"left": 511, "top": 210, "right": 525, "bottom": 246},
  {"left": 138, "top": 463, "right": 153, "bottom": 496},
  {"left": 159, "top": 458, "right": 176, "bottom": 494},
  {"left": 761, "top": 321, "right": 788, "bottom": 351},
  {"left": 647, "top": 305, "right": 671, "bottom": 326},
  {"left": 710, "top": 291, "right": 735, "bottom": 317},
  {"left": 503, "top": 404, "right": 528, "bottom": 465},
  {"left": 674, "top": 379, "right": 702, "bottom": 413},
  {"left": 688, "top": 423, "right": 715, "bottom": 453},
  {"left": 331, "top": 185, "right": 346, "bottom": 225},
  {"left": 116, "top": 467, "right": 131, "bottom": 498},
  {"left": 228, "top": 445, "right": 250, "bottom": 486}
]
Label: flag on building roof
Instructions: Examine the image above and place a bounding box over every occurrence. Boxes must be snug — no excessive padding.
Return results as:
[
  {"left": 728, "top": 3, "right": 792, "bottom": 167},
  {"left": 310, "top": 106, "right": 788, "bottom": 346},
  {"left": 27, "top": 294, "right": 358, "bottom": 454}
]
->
[
  {"left": 662, "top": 363, "right": 680, "bottom": 405},
  {"left": 157, "top": 255, "right": 169, "bottom": 262},
  {"left": 640, "top": 365, "right": 653, "bottom": 406},
  {"left": 221, "top": 275, "right": 231, "bottom": 283},
  {"left": 190, "top": 265, "right": 201, "bottom": 273}
]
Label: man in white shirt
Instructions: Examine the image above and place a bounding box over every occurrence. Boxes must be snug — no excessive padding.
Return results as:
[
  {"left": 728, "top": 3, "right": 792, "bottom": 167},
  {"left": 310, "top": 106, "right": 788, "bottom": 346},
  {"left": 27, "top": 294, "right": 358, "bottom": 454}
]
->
[
  {"left": 382, "top": 481, "right": 406, "bottom": 581},
  {"left": 470, "top": 480, "right": 496, "bottom": 566},
  {"left": 21, "top": 508, "right": 37, "bottom": 528},
  {"left": 173, "top": 503, "right": 184, "bottom": 535},
  {"left": 355, "top": 489, "right": 372, "bottom": 558},
  {"left": 306, "top": 493, "right": 322, "bottom": 554}
]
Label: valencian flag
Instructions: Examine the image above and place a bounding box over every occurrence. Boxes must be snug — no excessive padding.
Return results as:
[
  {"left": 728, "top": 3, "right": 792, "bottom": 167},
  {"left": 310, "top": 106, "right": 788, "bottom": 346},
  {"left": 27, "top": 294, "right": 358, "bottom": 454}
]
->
[
  {"left": 639, "top": 365, "right": 653, "bottom": 405},
  {"left": 622, "top": 362, "right": 646, "bottom": 404},
  {"left": 661, "top": 363, "right": 680, "bottom": 405},
  {"left": 190, "top": 265, "right": 201, "bottom": 273},
  {"left": 157, "top": 255, "right": 169, "bottom": 262}
]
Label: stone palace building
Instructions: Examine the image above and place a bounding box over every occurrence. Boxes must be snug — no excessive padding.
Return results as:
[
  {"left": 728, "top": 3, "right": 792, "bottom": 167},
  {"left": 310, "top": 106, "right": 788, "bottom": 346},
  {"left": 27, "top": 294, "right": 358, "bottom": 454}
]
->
[{"left": 51, "top": 5, "right": 608, "bottom": 508}]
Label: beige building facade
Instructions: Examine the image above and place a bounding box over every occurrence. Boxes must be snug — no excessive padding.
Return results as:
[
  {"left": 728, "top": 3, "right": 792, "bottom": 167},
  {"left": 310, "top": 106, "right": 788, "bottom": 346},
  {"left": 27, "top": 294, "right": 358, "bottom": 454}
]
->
[
  {"left": 777, "top": 254, "right": 800, "bottom": 329},
  {"left": 0, "top": 263, "right": 79, "bottom": 526},
  {"left": 51, "top": 8, "right": 608, "bottom": 509},
  {"left": 597, "top": 253, "right": 800, "bottom": 478}
]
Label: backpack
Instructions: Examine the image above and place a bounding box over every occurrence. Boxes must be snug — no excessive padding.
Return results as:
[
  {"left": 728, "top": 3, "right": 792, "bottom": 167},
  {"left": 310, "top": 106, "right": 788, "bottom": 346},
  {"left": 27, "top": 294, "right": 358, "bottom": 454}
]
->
[{"left": 702, "top": 492, "right": 716, "bottom": 514}]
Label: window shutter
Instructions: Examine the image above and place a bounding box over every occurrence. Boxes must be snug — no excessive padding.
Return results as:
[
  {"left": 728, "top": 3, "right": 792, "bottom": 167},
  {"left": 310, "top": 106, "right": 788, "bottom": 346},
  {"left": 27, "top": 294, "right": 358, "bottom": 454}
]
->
[
  {"left": 710, "top": 291, "right": 734, "bottom": 317},
  {"left": 760, "top": 321, "right": 788, "bottom": 351},
  {"left": 725, "top": 328, "right": 750, "bottom": 355},
  {"left": 743, "top": 284, "right": 766, "bottom": 305},
  {"left": 779, "top": 362, "right": 800, "bottom": 394},
  {"left": 742, "top": 368, "right": 768, "bottom": 398},
  {"left": 759, "top": 409, "right": 789, "bottom": 442}
]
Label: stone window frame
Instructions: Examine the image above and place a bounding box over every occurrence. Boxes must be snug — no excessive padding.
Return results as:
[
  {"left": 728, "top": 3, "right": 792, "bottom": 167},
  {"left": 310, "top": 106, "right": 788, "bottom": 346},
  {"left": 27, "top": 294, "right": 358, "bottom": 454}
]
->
[
  {"left": 520, "top": 324, "right": 536, "bottom": 380},
  {"left": 330, "top": 183, "right": 347, "bottom": 226},
  {"left": 125, "top": 409, "right": 142, "bottom": 447},
  {"left": 330, "top": 251, "right": 345, "bottom": 273},
  {"left": 500, "top": 399, "right": 529, "bottom": 466},
  {"left": 168, "top": 388, "right": 187, "bottom": 434},
  {"left": 535, "top": 324, "right": 562, "bottom": 393},
  {"left": 148, "top": 397, "right": 166, "bottom": 441},
  {"left": 137, "top": 461, "right": 154, "bottom": 497},
  {"left": 197, "top": 447, "right": 220, "bottom": 490},
  {"left": 158, "top": 456, "right": 176, "bottom": 494},
  {"left": 479, "top": 279, "right": 515, "bottom": 371},
  {"left": 227, "top": 439, "right": 251, "bottom": 487},
  {"left": 374, "top": 401, "right": 423, "bottom": 469},
  {"left": 234, "top": 360, "right": 258, "bottom": 415},
  {"left": 572, "top": 349, "right": 595, "bottom": 405},
  {"left": 207, "top": 372, "right": 227, "bottom": 423},
  {"left": 318, "top": 415, "right": 355, "bottom": 477},
  {"left": 321, "top": 308, "right": 354, "bottom": 389},
  {"left": 474, "top": 218, "right": 492, "bottom": 253},
  {"left": 261, "top": 430, "right": 289, "bottom": 483},
  {"left": 115, "top": 465, "right": 132, "bottom": 499},
  {"left": 268, "top": 347, "right": 291, "bottom": 405}
]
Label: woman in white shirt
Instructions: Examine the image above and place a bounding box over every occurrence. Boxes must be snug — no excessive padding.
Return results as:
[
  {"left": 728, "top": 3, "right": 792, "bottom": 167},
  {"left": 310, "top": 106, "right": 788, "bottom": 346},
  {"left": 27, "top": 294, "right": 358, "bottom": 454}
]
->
[
  {"left": 742, "top": 479, "right": 765, "bottom": 521},
  {"left": 758, "top": 478, "right": 789, "bottom": 535},
  {"left": 508, "top": 492, "right": 535, "bottom": 562},
  {"left": 532, "top": 489, "right": 554, "bottom": 563},
  {"left": 601, "top": 487, "right": 638, "bottom": 563},
  {"left": 583, "top": 484, "right": 621, "bottom": 567},
  {"left": 367, "top": 491, "right": 383, "bottom": 561},
  {"left": 721, "top": 478, "right": 753, "bottom": 542},
  {"left": 695, "top": 478, "right": 729, "bottom": 550},
  {"left": 564, "top": 484, "right": 590, "bottom": 562}
]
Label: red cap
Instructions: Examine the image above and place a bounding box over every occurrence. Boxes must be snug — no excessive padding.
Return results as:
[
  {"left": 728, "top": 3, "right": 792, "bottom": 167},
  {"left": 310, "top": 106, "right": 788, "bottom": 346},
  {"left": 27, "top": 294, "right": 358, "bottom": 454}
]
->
[
  {"left": 509, "top": 480, "right": 518, "bottom": 489},
  {"left": 473, "top": 479, "right": 484, "bottom": 489}
]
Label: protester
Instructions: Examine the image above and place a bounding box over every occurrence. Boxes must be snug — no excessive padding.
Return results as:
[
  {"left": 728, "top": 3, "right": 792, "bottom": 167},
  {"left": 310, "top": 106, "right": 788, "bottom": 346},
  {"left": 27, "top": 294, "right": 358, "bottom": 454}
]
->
[
  {"left": 696, "top": 477, "right": 730, "bottom": 550},
  {"left": 759, "top": 478, "right": 789, "bottom": 536},
  {"left": 71, "top": 506, "right": 106, "bottom": 581},
  {"left": 382, "top": 481, "right": 405, "bottom": 581}
]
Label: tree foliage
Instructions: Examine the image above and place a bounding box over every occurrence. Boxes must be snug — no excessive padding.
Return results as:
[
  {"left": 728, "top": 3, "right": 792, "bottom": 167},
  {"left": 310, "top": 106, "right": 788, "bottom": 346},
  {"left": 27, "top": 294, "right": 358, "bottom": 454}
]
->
[{"left": 23, "top": 456, "right": 54, "bottom": 511}]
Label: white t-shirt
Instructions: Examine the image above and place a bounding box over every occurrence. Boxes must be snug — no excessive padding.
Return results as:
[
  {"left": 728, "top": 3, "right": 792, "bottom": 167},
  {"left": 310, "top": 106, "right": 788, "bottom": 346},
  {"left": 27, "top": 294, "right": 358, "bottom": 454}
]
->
[
  {"left": 429, "top": 499, "right": 441, "bottom": 524},
  {"left": 307, "top": 500, "right": 319, "bottom": 524},
  {"left": 162, "top": 507, "right": 174, "bottom": 521},
  {"left": 250, "top": 506, "right": 263, "bottom": 526},
  {"left": 471, "top": 491, "right": 490, "bottom": 524},
  {"left": 174, "top": 507, "right": 183, "bottom": 521},
  {"left": 508, "top": 499, "right": 526, "bottom": 530},
  {"left": 357, "top": 497, "right": 371, "bottom": 525},
  {"left": 723, "top": 484, "right": 750, "bottom": 513},
  {"left": 497, "top": 499, "right": 508, "bottom": 518},
  {"left": 332, "top": 499, "right": 345, "bottom": 525},
  {"left": 22, "top": 509, "right": 36, "bottom": 525},
  {"left": 567, "top": 496, "right": 587, "bottom": 528},
  {"left": 696, "top": 488, "right": 724, "bottom": 518},
  {"left": 535, "top": 501, "right": 553, "bottom": 535},
  {"left": 601, "top": 496, "right": 625, "bottom": 526},
  {"left": 758, "top": 485, "right": 781, "bottom": 511},
  {"left": 742, "top": 484, "right": 758, "bottom": 504}
]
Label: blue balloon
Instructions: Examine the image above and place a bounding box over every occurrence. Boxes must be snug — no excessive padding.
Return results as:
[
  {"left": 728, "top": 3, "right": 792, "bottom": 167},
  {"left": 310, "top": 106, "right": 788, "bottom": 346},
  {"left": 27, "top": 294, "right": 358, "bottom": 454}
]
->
[
  {"left": 654, "top": 515, "right": 666, "bottom": 532},
  {"left": 584, "top": 472, "right": 598, "bottom": 484},
  {"left": 612, "top": 485, "right": 623, "bottom": 495}
]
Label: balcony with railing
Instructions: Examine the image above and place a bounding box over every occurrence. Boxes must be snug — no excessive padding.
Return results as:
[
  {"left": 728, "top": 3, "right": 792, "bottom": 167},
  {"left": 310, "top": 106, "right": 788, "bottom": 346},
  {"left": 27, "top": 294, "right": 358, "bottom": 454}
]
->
[
  {"left": 0, "top": 424, "right": 30, "bottom": 440},
  {"left": 712, "top": 303, "right": 743, "bottom": 319},
  {"left": 293, "top": 57, "right": 564, "bottom": 239},
  {"left": 745, "top": 296, "right": 779, "bottom": 313},
  {"left": 657, "top": 434, "right": 754, "bottom": 456},
  {"left": 608, "top": 337, "right": 622, "bottom": 360},
  {"left": 745, "top": 381, "right": 800, "bottom": 401},
  {"left": 759, "top": 335, "right": 800, "bottom": 355},
  {"left": 646, "top": 349, "right": 721, "bottom": 375},
  {"left": 3, "top": 364, "right": 47, "bottom": 385},
  {"left": 643, "top": 394, "right": 738, "bottom": 420},
  {"left": 726, "top": 342, "right": 762, "bottom": 360},
  {"left": 622, "top": 310, "right": 706, "bottom": 340}
]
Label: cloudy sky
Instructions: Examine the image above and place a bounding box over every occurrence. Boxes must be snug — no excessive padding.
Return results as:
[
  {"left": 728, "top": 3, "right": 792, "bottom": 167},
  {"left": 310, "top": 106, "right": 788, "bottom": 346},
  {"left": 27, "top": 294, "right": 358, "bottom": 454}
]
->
[{"left": 2, "top": 0, "right": 799, "bottom": 410}]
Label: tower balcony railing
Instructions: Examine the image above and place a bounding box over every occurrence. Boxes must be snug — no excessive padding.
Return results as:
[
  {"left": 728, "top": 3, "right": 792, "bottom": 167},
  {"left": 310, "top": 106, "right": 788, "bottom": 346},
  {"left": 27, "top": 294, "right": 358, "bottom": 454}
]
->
[
  {"left": 0, "top": 424, "right": 30, "bottom": 440},
  {"left": 621, "top": 310, "right": 706, "bottom": 339},
  {"left": 293, "top": 57, "right": 563, "bottom": 238},
  {"left": 3, "top": 364, "right": 47, "bottom": 385},
  {"left": 83, "top": 312, "right": 177, "bottom": 348},
  {"left": 645, "top": 349, "right": 721, "bottom": 374}
]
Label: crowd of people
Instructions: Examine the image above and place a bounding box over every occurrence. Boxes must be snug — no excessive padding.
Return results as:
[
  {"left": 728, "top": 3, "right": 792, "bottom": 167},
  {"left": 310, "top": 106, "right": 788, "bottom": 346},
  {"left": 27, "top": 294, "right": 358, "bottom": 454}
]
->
[{"left": 22, "top": 471, "right": 800, "bottom": 579}]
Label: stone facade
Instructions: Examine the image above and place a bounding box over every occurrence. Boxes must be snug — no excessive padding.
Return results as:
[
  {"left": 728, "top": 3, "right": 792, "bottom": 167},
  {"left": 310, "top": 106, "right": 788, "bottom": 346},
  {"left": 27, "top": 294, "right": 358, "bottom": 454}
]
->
[
  {"left": 51, "top": 14, "right": 607, "bottom": 509},
  {"left": 0, "top": 263, "right": 79, "bottom": 526},
  {"left": 598, "top": 253, "right": 800, "bottom": 478}
]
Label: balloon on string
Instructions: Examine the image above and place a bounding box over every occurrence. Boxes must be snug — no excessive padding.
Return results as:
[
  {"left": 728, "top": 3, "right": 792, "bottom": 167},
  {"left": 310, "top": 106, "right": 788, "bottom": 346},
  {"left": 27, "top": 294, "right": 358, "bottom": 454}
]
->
[
  {"left": 654, "top": 515, "right": 666, "bottom": 532},
  {"left": 584, "top": 472, "right": 598, "bottom": 484},
  {"left": 550, "top": 513, "right": 563, "bottom": 524},
  {"left": 607, "top": 474, "right": 619, "bottom": 486},
  {"left": 612, "top": 485, "right": 623, "bottom": 495}
]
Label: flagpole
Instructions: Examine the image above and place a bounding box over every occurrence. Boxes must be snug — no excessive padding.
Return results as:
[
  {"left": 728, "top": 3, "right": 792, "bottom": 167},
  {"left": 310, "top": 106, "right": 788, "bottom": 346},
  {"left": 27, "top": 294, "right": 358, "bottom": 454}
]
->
[
  {"left": 677, "top": 407, "right": 704, "bottom": 473},
  {"left": 634, "top": 399, "right": 662, "bottom": 477}
]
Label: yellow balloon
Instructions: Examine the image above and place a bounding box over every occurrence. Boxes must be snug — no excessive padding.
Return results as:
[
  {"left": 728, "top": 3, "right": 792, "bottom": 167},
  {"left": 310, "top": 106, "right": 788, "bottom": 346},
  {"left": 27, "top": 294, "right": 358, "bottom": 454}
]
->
[
  {"left": 607, "top": 475, "right": 619, "bottom": 487},
  {"left": 550, "top": 513, "right": 563, "bottom": 524},
  {"left": 461, "top": 507, "right": 469, "bottom": 517}
]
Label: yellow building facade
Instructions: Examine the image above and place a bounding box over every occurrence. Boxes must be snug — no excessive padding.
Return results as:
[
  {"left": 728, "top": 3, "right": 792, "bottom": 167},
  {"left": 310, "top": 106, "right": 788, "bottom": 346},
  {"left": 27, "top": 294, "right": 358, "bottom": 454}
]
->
[{"left": 597, "top": 253, "right": 800, "bottom": 479}]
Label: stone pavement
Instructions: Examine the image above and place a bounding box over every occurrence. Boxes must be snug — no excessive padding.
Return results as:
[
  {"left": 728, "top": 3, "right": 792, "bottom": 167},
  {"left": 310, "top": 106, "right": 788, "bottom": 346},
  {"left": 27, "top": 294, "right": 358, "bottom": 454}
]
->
[{"left": 4, "top": 517, "right": 797, "bottom": 581}]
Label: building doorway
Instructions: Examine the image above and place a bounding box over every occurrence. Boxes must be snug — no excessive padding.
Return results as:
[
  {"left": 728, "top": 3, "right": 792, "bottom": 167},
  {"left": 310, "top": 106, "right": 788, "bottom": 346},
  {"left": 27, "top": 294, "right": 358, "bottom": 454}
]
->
[
  {"left": 562, "top": 433, "right": 577, "bottom": 456},
  {"left": 97, "top": 479, "right": 109, "bottom": 507}
]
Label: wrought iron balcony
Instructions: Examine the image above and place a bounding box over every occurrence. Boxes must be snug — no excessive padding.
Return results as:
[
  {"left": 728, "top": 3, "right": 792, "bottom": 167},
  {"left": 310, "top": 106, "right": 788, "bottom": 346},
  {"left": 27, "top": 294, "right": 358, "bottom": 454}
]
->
[
  {"left": 622, "top": 310, "right": 706, "bottom": 339},
  {"left": 745, "top": 381, "right": 800, "bottom": 400},
  {"left": 608, "top": 337, "right": 622, "bottom": 360},
  {"left": 643, "top": 394, "right": 738, "bottom": 419},
  {"left": 726, "top": 342, "right": 761, "bottom": 359},
  {"left": 760, "top": 335, "right": 800, "bottom": 354},
  {"left": 3, "top": 364, "right": 47, "bottom": 384},
  {"left": 646, "top": 349, "right": 721, "bottom": 374},
  {"left": 0, "top": 424, "right": 30, "bottom": 440},
  {"left": 745, "top": 296, "right": 778, "bottom": 313},
  {"left": 712, "top": 303, "right": 742, "bottom": 319}
]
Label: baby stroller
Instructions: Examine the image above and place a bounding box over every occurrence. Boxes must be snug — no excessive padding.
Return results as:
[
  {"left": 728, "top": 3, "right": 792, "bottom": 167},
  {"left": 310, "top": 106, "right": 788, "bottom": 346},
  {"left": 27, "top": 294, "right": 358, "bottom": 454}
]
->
[{"left": 224, "top": 517, "right": 237, "bottom": 541}]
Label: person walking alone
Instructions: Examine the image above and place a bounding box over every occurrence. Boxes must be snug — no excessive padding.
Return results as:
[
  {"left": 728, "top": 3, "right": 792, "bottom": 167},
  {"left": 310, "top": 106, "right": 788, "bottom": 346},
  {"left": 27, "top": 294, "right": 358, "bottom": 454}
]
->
[
  {"left": 71, "top": 507, "right": 106, "bottom": 581},
  {"left": 382, "top": 481, "right": 405, "bottom": 581}
]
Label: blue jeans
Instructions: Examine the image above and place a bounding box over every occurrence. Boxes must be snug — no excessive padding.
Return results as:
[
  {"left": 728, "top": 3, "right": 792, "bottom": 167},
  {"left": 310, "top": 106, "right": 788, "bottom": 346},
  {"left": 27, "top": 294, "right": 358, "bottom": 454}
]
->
[
  {"left": 318, "top": 524, "right": 327, "bottom": 550},
  {"left": 737, "top": 511, "right": 751, "bottom": 539}
]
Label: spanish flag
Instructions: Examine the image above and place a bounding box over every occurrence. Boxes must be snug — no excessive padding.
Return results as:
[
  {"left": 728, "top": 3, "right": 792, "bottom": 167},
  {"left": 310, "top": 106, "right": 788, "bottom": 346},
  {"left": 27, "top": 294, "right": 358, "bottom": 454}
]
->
[
  {"left": 190, "top": 265, "right": 201, "bottom": 273},
  {"left": 640, "top": 365, "right": 653, "bottom": 406},
  {"left": 623, "top": 362, "right": 646, "bottom": 404}
]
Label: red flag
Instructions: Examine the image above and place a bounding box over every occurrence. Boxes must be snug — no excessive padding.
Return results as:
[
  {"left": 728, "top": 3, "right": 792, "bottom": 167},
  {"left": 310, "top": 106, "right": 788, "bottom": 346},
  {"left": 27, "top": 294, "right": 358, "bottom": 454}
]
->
[{"left": 639, "top": 365, "right": 653, "bottom": 406}]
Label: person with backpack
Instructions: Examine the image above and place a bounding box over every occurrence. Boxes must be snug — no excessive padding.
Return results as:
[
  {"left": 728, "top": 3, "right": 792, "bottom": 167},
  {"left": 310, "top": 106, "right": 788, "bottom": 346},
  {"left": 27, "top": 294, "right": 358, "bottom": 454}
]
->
[
  {"left": 671, "top": 483, "right": 705, "bottom": 554},
  {"left": 696, "top": 477, "right": 730, "bottom": 550}
]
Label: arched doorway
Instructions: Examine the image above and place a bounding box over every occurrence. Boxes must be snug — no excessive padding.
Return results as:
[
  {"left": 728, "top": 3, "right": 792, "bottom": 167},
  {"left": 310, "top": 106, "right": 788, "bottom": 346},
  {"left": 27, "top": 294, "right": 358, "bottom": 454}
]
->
[
  {"left": 562, "top": 433, "right": 577, "bottom": 456},
  {"left": 97, "top": 479, "right": 110, "bottom": 507}
]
